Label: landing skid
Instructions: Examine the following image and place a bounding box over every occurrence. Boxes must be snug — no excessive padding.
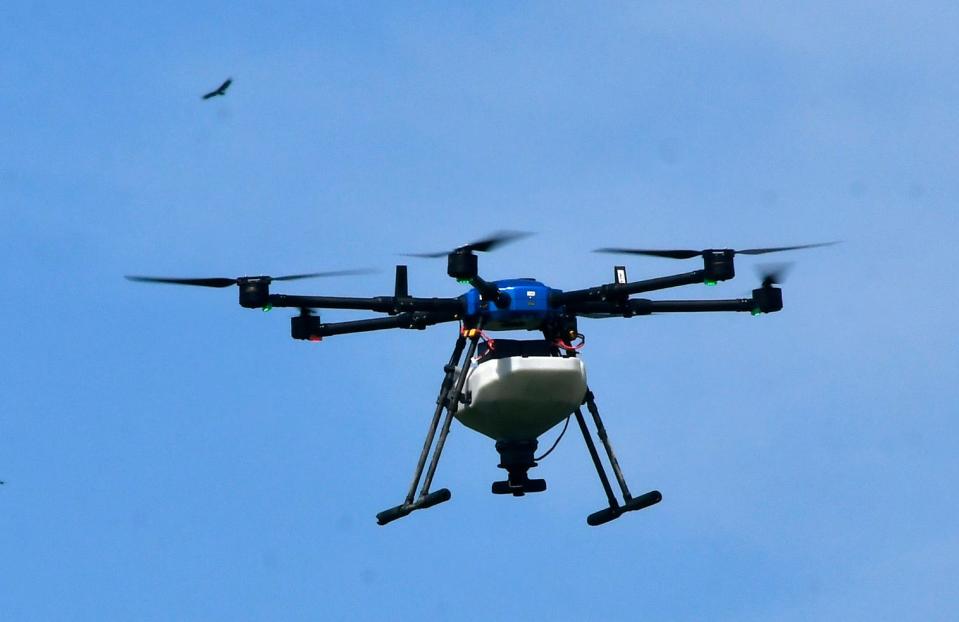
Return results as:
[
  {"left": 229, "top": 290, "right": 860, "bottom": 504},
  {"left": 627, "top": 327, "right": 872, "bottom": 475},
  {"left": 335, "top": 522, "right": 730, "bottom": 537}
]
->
[
  {"left": 376, "top": 327, "right": 483, "bottom": 526},
  {"left": 376, "top": 488, "right": 452, "bottom": 525},
  {"left": 575, "top": 388, "right": 661, "bottom": 526},
  {"left": 586, "top": 490, "right": 662, "bottom": 526}
]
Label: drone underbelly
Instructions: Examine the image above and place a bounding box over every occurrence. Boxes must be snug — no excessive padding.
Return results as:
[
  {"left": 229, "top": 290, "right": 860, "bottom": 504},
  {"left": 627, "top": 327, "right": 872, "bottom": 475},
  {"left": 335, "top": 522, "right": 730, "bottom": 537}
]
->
[{"left": 455, "top": 357, "right": 587, "bottom": 441}]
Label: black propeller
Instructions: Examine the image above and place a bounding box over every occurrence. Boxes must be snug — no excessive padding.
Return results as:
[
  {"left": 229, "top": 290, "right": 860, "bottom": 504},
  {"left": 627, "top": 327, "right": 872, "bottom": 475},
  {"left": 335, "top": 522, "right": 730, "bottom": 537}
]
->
[
  {"left": 125, "top": 270, "right": 372, "bottom": 288},
  {"left": 594, "top": 242, "right": 838, "bottom": 259},
  {"left": 404, "top": 230, "right": 533, "bottom": 258},
  {"left": 748, "top": 263, "right": 791, "bottom": 314},
  {"left": 756, "top": 263, "right": 791, "bottom": 288}
]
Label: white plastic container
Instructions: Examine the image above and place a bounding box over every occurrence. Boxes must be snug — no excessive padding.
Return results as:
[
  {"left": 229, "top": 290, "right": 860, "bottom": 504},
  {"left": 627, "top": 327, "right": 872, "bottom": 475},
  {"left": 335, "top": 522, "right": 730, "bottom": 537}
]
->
[{"left": 454, "top": 356, "right": 587, "bottom": 442}]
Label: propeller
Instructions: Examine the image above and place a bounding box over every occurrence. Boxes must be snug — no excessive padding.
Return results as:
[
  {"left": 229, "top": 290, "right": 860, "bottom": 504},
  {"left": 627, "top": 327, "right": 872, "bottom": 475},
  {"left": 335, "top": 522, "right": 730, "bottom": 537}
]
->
[
  {"left": 749, "top": 263, "right": 791, "bottom": 314},
  {"left": 757, "top": 262, "right": 791, "bottom": 288},
  {"left": 125, "top": 269, "right": 373, "bottom": 288},
  {"left": 594, "top": 241, "right": 838, "bottom": 259},
  {"left": 404, "top": 230, "right": 533, "bottom": 258}
]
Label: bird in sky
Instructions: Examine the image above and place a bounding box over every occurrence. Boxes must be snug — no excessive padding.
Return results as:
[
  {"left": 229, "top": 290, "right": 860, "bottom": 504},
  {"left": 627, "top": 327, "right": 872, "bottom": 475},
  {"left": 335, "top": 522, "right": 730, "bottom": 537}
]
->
[{"left": 201, "top": 77, "right": 232, "bottom": 100}]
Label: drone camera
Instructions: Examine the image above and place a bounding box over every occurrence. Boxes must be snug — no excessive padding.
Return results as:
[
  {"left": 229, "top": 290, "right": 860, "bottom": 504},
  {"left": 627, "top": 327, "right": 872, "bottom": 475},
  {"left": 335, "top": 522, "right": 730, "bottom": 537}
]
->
[
  {"left": 238, "top": 277, "right": 271, "bottom": 308},
  {"left": 703, "top": 250, "right": 735, "bottom": 282}
]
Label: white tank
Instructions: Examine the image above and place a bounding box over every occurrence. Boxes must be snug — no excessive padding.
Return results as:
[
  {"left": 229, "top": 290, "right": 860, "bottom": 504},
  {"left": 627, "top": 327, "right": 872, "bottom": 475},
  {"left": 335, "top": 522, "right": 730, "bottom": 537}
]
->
[{"left": 454, "top": 355, "right": 587, "bottom": 441}]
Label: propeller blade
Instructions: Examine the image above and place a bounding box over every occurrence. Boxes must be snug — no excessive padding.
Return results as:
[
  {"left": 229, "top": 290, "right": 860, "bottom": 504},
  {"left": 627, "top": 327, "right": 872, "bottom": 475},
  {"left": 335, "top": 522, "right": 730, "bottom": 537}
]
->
[
  {"left": 595, "top": 241, "right": 839, "bottom": 259},
  {"left": 125, "top": 275, "right": 237, "bottom": 288},
  {"left": 756, "top": 262, "right": 792, "bottom": 287},
  {"left": 460, "top": 230, "right": 532, "bottom": 253},
  {"left": 738, "top": 242, "right": 840, "bottom": 255},
  {"left": 401, "top": 251, "right": 450, "bottom": 259},
  {"left": 126, "top": 270, "right": 373, "bottom": 288},
  {"left": 594, "top": 248, "right": 701, "bottom": 259},
  {"left": 405, "top": 230, "right": 533, "bottom": 258},
  {"left": 272, "top": 269, "right": 375, "bottom": 281}
]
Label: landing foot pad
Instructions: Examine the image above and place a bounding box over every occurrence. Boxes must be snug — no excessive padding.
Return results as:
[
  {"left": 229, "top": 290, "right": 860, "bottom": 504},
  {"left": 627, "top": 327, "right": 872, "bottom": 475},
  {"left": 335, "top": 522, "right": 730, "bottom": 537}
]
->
[
  {"left": 587, "top": 490, "right": 662, "bottom": 526},
  {"left": 376, "top": 488, "right": 452, "bottom": 526}
]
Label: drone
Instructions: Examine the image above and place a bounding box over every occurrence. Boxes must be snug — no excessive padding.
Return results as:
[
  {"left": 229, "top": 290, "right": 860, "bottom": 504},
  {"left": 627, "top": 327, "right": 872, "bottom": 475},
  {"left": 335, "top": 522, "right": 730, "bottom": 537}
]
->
[{"left": 128, "top": 232, "right": 834, "bottom": 526}]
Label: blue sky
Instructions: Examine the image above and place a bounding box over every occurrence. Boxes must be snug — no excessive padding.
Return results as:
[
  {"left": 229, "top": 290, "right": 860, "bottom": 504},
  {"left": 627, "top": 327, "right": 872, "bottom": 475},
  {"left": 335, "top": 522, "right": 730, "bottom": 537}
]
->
[{"left": 2, "top": 2, "right": 957, "bottom": 620}]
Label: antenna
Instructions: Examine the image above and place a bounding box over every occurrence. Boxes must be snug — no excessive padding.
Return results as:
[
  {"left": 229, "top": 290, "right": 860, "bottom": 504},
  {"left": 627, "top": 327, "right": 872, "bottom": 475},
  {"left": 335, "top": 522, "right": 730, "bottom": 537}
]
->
[{"left": 395, "top": 265, "right": 409, "bottom": 298}]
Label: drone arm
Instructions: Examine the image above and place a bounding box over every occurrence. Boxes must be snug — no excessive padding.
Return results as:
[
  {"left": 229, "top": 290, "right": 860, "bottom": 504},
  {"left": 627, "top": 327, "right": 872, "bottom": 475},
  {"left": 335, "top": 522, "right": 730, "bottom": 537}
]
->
[
  {"left": 391, "top": 296, "right": 465, "bottom": 314},
  {"left": 268, "top": 294, "right": 463, "bottom": 314},
  {"left": 639, "top": 298, "right": 756, "bottom": 314},
  {"left": 269, "top": 294, "right": 391, "bottom": 312},
  {"left": 551, "top": 270, "right": 707, "bottom": 306},
  {"left": 307, "top": 311, "right": 461, "bottom": 338},
  {"left": 567, "top": 293, "right": 779, "bottom": 317},
  {"left": 470, "top": 276, "right": 511, "bottom": 308}
]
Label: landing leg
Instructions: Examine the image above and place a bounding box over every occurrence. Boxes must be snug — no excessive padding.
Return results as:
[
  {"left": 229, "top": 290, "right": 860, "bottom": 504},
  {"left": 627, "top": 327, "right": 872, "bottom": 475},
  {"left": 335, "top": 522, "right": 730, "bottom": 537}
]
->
[
  {"left": 575, "top": 388, "right": 661, "bottom": 526},
  {"left": 376, "top": 326, "right": 483, "bottom": 525}
]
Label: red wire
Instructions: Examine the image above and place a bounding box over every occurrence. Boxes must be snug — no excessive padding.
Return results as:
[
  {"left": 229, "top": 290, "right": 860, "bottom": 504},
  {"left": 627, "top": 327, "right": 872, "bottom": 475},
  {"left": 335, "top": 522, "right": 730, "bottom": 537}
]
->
[
  {"left": 553, "top": 333, "right": 585, "bottom": 351},
  {"left": 474, "top": 330, "right": 496, "bottom": 361}
]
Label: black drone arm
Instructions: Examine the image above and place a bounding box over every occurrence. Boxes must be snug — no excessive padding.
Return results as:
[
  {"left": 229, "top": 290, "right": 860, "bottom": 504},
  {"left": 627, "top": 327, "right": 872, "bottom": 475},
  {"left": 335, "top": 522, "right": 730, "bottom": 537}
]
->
[
  {"left": 566, "top": 288, "right": 782, "bottom": 317},
  {"left": 268, "top": 294, "right": 464, "bottom": 315},
  {"left": 635, "top": 298, "right": 756, "bottom": 314},
  {"left": 469, "top": 275, "right": 511, "bottom": 308},
  {"left": 262, "top": 265, "right": 463, "bottom": 314},
  {"left": 304, "top": 311, "right": 462, "bottom": 339},
  {"left": 551, "top": 270, "right": 707, "bottom": 306}
]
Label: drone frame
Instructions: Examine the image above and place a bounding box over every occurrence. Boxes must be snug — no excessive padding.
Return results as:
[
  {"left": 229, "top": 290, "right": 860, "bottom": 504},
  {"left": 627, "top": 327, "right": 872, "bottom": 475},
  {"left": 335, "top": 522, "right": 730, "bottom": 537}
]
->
[{"left": 130, "top": 234, "right": 824, "bottom": 526}]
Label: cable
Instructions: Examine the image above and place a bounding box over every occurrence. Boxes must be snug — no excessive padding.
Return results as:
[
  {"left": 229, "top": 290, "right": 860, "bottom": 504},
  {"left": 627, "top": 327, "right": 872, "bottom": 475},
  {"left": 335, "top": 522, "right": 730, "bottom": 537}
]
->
[
  {"left": 458, "top": 327, "right": 493, "bottom": 399},
  {"left": 553, "top": 333, "right": 585, "bottom": 352},
  {"left": 535, "top": 414, "right": 571, "bottom": 461},
  {"left": 472, "top": 330, "right": 496, "bottom": 361}
]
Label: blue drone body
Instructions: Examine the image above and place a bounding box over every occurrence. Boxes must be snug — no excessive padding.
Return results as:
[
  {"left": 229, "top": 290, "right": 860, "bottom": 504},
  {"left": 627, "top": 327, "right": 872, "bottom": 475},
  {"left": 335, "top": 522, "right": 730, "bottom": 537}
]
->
[{"left": 461, "top": 278, "right": 558, "bottom": 331}]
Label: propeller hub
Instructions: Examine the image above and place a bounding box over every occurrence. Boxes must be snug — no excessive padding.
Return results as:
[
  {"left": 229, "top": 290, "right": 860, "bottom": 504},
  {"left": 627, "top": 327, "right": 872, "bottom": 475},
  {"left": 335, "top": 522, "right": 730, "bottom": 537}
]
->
[
  {"left": 238, "top": 278, "right": 271, "bottom": 308},
  {"left": 291, "top": 308, "right": 323, "bottom": 340},
  {"left": 703, "top": 250, "right": 736, "bottom": 282},
  {"left": 447, "top": 249, "right": 478, "bottom": 282},
  {"left": 751, "top": 284, "right": 783, "bottom": 314}
]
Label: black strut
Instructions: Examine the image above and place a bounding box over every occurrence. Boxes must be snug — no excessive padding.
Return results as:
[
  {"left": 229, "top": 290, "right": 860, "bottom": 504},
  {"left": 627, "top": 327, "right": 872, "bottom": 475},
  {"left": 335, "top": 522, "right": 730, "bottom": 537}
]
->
[
  {"left": 402, "top": 333, "right": 467, "bottom": 506},
  {"left": 574, "top": 387, "right": 662, "bottom": 526},
  {"left": 574, "top": 407, "right": 620, "bottom": 510},
  {"left": 376, "top": 322, "right": 484, "bottom": 525},
  {"left": 583, "top": 389, "right": 632, "bottom": 501},
  {"left": 418, "top": 322, "right": 484, "bottom": 497}
]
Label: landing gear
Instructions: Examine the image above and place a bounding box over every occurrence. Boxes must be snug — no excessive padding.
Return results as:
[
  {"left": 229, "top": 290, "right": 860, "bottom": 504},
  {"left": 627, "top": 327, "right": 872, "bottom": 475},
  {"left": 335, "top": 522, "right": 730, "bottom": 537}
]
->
[
  {"left": 574, "top": 389, "right": 661, "bottom": 526},
  {"left": 376, "top": 328, "right": 660, "bottom": 527},
  {"left": 376, "top": 325, "right": 483, "bottom": 526}
]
